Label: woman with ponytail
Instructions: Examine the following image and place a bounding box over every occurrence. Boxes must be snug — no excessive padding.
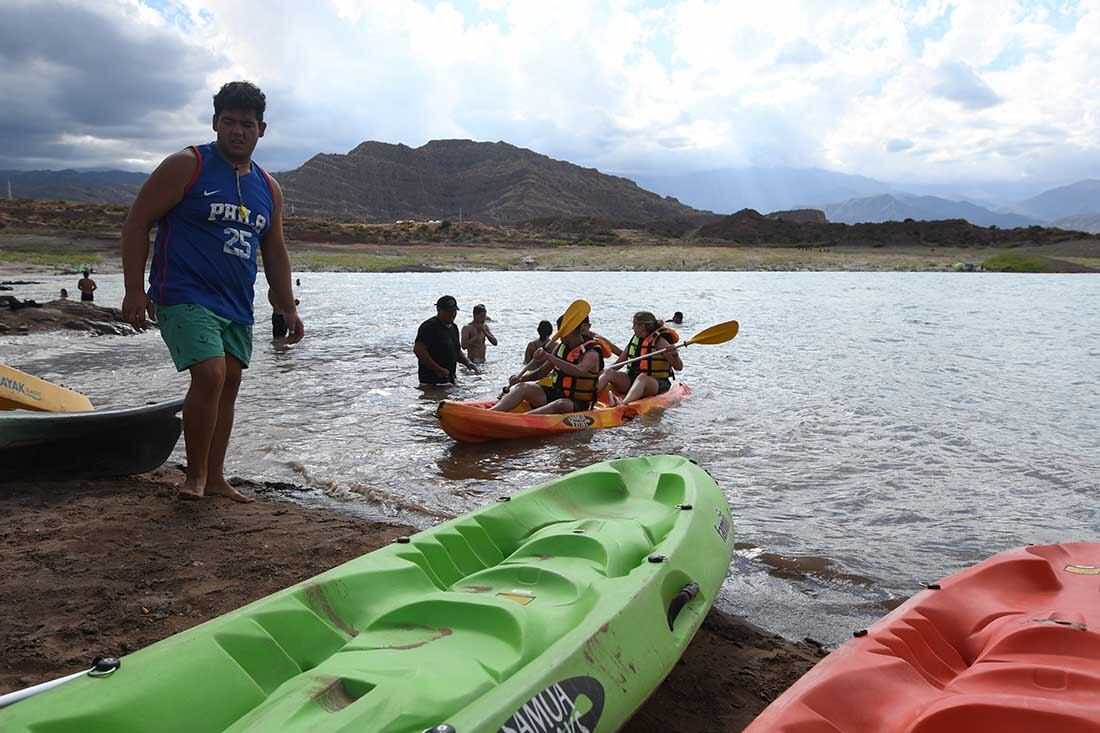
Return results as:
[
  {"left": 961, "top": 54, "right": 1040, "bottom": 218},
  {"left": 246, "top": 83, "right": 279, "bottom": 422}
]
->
[{"left": 597, "top": 311, "right": 683, "bottom": 403}]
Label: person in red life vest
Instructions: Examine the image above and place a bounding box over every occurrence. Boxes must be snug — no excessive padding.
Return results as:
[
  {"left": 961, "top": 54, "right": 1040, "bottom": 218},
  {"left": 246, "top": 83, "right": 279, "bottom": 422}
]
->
[
  {"left": 597, "top": 311, "right": 682, "bottom": 404},
  {"left": 492, "top": 317, "right": 605, "bottom": 414},
  {"left": 120, "top": 81, "right": 302, "bottom": 503}
]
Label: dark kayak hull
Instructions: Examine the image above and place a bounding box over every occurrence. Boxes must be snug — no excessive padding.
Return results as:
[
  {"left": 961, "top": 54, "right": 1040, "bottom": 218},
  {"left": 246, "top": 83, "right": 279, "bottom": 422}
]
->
[{"left": 0, "top": 398, "right": 184, "bottom": 481}]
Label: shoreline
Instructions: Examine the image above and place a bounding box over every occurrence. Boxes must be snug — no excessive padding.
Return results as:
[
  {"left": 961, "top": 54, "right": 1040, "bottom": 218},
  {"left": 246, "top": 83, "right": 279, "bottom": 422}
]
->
[
  {"left": 1, "top": 230, "right": 1098, "bottom": 275},
  {"left": 0, "top": 470, "right": 825, "bottom": 731}
]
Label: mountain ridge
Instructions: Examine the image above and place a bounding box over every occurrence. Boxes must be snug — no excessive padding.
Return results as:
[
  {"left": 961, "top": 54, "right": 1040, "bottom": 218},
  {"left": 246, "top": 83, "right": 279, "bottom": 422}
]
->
[{"left": 273, "top": 139, "right": 706, "bottom": 224}]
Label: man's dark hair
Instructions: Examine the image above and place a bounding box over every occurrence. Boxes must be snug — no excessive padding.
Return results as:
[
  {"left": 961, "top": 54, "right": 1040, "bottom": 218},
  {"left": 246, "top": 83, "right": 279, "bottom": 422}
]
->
[
  {"left": 538, "top": 320, "right": 552, "bottom": 337},
  {"left": 214, "top": 81, "right": 266, "bottom": 122}
]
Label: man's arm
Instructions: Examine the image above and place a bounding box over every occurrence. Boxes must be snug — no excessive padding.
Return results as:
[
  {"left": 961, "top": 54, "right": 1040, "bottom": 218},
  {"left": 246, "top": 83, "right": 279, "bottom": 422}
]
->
[
  {"left": 483, "top": 324, "right": 498, "bottom": 346},
  {"left": 258, "top": 177, "right": 304, "bottom": 344},
  {"left": 457, "top": 349, "right": 476, "bottom": 370},
  {"left": 120, "top": 149, "right": 197, "bottom": 328},
  {"left": 414, "top": 341, "right": 450, "bottom": 379}
]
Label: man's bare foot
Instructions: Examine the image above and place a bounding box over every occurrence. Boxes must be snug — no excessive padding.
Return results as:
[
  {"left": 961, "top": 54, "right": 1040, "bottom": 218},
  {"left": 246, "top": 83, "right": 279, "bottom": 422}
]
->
[
  {"left": 178, "top": 478, "right": 205, "bottom": 501},
  {"left": 205, "top": 479, "right": 256, "bottom": 504}
]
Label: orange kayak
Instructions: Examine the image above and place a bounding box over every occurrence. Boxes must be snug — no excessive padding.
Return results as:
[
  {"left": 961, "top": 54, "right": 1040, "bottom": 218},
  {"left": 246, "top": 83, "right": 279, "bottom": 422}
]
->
[
  {"left": 437, "top": 381, "right": 690, "bottom": 443},
  {"left": 744, "top": 542, "right": 1100, "bottom": 733}
]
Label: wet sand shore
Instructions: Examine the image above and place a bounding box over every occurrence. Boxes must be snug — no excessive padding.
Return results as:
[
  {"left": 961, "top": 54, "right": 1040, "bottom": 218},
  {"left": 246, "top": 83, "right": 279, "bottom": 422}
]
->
[{"left": 0, "top": 471, "right": 824, "bottom": 731}]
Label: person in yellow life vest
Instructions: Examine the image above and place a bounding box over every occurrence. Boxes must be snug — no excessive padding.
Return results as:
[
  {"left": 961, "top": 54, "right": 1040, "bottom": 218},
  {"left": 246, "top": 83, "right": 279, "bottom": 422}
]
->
[
  {"left": 492, "top": 318, "right": 605, "bottom": 414},
  {"left": 512, "top": 315, "right": 615, "bottom": 390},
  {"left": 597, "top": 311, "right": 683, "bottom": 403}
]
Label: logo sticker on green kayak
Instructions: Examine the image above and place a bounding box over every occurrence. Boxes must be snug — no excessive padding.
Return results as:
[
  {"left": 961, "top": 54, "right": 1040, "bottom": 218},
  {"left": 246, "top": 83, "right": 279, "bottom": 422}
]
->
[
  {"left": 499, "top": 675, "right": 605, "bottom": 733},
  {"left": 563, "top": 414, "right": 595, "bottom": 429},
  {"left": 715, "top": 509, "right": 731, "bottom": 543}
]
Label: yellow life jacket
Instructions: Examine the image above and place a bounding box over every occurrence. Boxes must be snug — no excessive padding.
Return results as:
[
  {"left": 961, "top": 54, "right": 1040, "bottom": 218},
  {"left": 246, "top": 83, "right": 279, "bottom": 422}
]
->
[
  {"left": 553, "top": 339, "right": 605, "bottom": 408},
  {"left": 626, "top": 327, "right": 678, "bottom": 380}
]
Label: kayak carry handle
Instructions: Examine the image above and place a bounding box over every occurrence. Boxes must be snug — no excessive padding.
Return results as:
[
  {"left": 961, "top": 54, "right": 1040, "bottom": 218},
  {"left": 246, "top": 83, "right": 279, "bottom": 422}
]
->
[
  {"left": 0, "top": 656, "right": 119, "bottom": 709},
  {"left": 666, "top": 582, "right": 700, "bottom": 630}
]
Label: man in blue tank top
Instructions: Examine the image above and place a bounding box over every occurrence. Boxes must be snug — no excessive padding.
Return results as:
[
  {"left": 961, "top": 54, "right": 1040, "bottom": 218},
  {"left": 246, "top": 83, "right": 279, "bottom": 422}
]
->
[{"left": 121, "top": 81, "right": 303, "bottom": 503}]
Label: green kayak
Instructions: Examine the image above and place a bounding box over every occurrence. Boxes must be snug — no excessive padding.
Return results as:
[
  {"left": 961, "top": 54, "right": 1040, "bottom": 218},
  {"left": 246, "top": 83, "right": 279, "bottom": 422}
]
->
[{"left": 0, "top": 455, "right": 734, "bottom": 733}]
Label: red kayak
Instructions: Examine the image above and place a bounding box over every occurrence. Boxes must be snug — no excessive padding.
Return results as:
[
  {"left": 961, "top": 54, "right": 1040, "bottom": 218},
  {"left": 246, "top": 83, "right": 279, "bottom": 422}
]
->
[
  {"left": 437, "top": 382, "right": 690, "bottom": 443},
  {"left": 745, "top": 542, "right": 1100, "bottom": 733}
]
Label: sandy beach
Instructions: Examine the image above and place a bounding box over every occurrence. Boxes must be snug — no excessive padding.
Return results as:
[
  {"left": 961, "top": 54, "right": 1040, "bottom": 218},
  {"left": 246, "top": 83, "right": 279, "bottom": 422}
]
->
[{"left": 0, "top": 469, "right": 825, "bottom": 731}]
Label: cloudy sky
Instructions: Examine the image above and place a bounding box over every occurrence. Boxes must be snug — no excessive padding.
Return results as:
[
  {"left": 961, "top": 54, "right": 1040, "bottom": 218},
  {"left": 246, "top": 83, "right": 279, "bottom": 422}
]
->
[{"left": 0, "top": 0, "right": 1096, "bottom": 186}]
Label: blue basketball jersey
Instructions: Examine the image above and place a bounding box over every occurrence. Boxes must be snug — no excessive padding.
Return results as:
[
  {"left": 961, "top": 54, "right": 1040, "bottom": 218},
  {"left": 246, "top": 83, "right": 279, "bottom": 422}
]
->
[{"left": 148, "top": 142, "right": 275, "bottom": 325}]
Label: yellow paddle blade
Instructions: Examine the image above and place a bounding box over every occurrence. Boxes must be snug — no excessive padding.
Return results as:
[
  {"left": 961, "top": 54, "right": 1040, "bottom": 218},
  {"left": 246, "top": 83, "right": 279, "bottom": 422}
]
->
[
  {"left": 684, "top": 320, "right": 739, "bottom": 346},
  {"left": 551, "top": 299, "right": 591, "bottom": 342},
  {"left": 0, "top": 364, "right": 94, "bottom": 412}
]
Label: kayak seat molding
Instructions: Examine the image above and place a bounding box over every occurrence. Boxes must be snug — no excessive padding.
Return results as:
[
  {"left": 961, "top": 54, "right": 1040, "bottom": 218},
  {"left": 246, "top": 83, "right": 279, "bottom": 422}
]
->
[
  {"left": 0, "top": 455, "right": 734, "bottom": 733},
  {"left": 744, "top": 542, "right": 1100, "bottom": 733}
]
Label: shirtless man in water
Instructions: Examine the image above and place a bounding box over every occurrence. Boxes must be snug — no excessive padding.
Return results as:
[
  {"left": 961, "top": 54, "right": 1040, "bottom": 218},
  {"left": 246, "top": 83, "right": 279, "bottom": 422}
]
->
[
  {"left": 77, "top": 270, "right": 97, "bottom": 302},
  {"left": 461, "top": 304, "right": 497, "bottom": 363}
]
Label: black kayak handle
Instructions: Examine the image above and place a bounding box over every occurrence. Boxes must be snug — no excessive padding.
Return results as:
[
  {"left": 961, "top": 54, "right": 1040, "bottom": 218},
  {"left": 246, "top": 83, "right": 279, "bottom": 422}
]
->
[{"left": 667, "top": 582, "right": 700, "bottom": 630}]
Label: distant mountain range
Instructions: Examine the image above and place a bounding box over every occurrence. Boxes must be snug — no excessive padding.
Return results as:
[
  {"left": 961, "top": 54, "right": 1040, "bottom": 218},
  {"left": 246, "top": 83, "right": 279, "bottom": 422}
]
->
[
  {"left": 629, "top": 167, "right": 891, "bottom": 216},
  {"left": 1008, "top": 180, "right": 1100, "bottom": 221},
  {"left": 1052, "top": 213, "right": 1100, "bottom": 234},
  {"left": 1, "top": 146, "right": 1097, "bottom": 229},
  {"left": 631, "top": 166, "right": 1098, "bottom": 229},
  {"left": 0, "top": 169, "right": 145, "bottom": 205},
  {"left": 821, "top": 194, "right": 1039, "bottom": 228}
]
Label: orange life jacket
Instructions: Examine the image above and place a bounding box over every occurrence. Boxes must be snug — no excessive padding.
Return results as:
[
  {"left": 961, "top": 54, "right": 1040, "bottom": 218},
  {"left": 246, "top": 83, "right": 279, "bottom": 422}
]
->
[
  {"left": 553, "top": 339, "right": 605, "bottom": 408},
  {"left": 626, "top": 327, "right": 678, "bottom": 379}
]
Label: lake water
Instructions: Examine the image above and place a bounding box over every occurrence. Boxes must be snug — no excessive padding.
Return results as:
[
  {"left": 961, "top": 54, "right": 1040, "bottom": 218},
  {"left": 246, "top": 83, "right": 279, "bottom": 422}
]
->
[{"left": 3, "top": 270, "right": 1098, "bottom": 645}]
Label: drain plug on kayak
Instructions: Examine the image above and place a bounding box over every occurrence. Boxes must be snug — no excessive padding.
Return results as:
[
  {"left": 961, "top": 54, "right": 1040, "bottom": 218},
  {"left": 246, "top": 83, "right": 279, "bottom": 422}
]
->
[
  {"left": 649, "top": 554, "right": 667, "bottom": 563},
  {"left": 425, "top": 726, "right": 455, "bottom": 733}
]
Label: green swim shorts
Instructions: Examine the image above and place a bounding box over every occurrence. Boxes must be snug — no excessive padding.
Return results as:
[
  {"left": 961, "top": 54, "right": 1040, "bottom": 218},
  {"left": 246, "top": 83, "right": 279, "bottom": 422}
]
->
[{"left": 156, "top": 303, "right": 253, "bottom": 372}]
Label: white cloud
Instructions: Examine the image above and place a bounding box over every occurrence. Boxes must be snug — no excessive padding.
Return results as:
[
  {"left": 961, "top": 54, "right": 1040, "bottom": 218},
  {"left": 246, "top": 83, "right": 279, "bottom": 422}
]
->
[{"left": 0, "top": 0, "right": 1096, "bottom": 187}]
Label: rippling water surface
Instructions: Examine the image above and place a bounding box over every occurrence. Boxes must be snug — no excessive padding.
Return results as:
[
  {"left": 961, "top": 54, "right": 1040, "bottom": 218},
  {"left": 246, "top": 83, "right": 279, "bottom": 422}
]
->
[{"left": 4, "top": 271, "right": 1098, "bottom": 645}]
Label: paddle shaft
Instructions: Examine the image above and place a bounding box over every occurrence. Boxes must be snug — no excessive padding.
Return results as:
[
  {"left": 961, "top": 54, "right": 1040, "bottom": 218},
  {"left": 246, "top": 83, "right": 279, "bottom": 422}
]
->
[
  {"left": 0, "top": 669, "right": 89, "bottom": 709},
  {"left": 608, "top": 342, "right": 686, "bottom": 371}
]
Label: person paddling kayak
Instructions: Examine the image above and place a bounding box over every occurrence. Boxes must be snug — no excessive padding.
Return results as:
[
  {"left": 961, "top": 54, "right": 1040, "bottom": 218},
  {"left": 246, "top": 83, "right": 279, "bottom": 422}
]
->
[
  {"left": 597, "top": 311, "right": 682, "bottom": 403},
  {"left": 492, "top": 317, "right": 604, "bottom": 414}
]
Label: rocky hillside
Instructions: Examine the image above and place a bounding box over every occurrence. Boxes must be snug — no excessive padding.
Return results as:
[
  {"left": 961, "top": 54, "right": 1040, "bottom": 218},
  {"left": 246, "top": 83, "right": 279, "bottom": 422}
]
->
[
  {"left": 765, "top": 209, "right": 827, "bottom": 223},
  {"left": 698, "top": 208, "right": 1098, "bottom": 248},
  {"left": 273, "top": 139, "right": 705, "bottom": 224}
]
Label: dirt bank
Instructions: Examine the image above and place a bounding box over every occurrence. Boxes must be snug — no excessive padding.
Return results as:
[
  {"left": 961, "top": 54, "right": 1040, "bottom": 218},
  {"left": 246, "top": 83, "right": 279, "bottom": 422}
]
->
[{"left": 0, "top": 471, "right": 824, "bottom": 731}]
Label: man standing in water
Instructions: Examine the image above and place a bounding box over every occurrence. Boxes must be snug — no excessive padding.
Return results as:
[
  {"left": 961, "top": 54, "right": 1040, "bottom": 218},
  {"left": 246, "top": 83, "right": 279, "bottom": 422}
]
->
[
  {"left": 77, "top": 269, "right": 97, "bottom": 302},
  {"left": 121, "top": 81, "right": 303, "bottom": 503},
  {"left": 415, "top": 295, "right": 477, "bottom": 386},
  {"left": 460, "top": 303, "right": 497, "bottom": 363}
]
